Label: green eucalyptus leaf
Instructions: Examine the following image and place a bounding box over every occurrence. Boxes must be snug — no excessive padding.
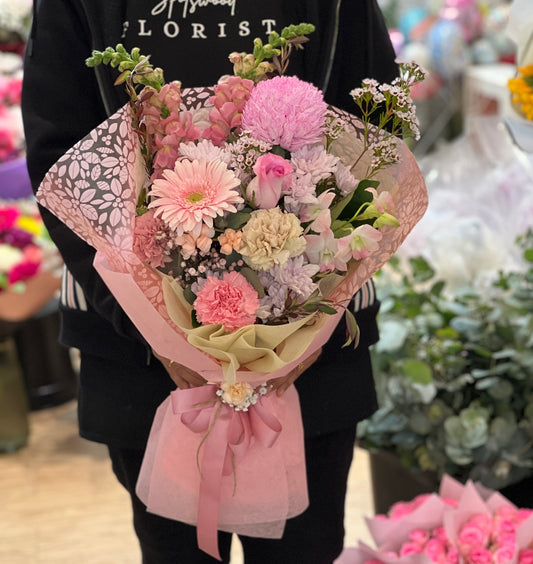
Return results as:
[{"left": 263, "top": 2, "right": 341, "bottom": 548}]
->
[{"left": 401, "top": 359, "right": 433, "bottom": 385}]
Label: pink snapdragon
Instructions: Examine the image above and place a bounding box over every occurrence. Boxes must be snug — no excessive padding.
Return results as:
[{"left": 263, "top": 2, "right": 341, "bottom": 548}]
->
[
  {"left": 140, "top": 81, "right": 183, "bottom": 137},
  {"left": 246, "top": 153, "right": 292, "bottom": 209},
  {"left": 151, "top": 111, "right": 202, "bottom": 179},
  {"left": 194, "top": 271, "right": 259, "bottom": 332},
  {"left": 203, "top": 76, "right": 255, "bottom": 146}
]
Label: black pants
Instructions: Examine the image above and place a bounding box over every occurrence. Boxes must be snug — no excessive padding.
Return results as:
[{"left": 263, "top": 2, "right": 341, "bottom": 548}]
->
[{"left": 108, "top": 426, "right": 357, "bottom": 564}]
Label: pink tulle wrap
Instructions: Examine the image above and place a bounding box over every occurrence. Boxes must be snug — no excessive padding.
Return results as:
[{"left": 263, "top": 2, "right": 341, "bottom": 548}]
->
[{"left": 37, "top": 86, "right": 428, "bottom": 560}]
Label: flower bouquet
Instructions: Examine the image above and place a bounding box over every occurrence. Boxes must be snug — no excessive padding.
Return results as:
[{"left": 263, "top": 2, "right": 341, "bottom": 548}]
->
[
  {"left": 36, "top": 26, "right": 428, "bottom": 559},
  {"left": 335, "top": 475, "right": 533, "bottom": 564}
]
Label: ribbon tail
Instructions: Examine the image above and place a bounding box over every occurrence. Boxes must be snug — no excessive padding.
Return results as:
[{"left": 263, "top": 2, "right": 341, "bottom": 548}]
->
[{"left": 196, "top": 407, "right": 232, "bottom": 561}]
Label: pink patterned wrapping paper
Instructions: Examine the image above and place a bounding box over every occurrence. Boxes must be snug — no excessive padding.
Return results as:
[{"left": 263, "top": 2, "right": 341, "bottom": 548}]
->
[{"left": 36, "top": 87, "right": 428, "bottom": 559}]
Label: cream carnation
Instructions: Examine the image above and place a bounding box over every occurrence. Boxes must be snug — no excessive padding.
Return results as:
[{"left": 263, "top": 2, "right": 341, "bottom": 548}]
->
[{"left": 239, "top": 207, "right": 306, "bottom": 271}]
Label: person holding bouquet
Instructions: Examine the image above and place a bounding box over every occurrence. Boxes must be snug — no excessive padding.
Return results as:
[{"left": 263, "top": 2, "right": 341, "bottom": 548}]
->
[{"left": 22, "top": 1, "right": 398, "bottom": 562}]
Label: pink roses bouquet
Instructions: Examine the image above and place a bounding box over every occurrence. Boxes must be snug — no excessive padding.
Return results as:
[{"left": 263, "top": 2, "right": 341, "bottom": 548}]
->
[
  {"left": 336, "top": 476, "right": 533, "bottom": 564},
  {"left": 36, "top": 26, "right": 427, "bottom": 559}
]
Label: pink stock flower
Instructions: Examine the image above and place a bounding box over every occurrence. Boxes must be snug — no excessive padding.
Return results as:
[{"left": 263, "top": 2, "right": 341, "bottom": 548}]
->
[
  {"left": 203, "top": 76, "right": 254, "bottom": 145},
  {"left": 336, "top": 224, "right": 383, "bottom": 265},
  {"left": 246, "top": 153, "right": 292, "bottom": 209},
  {"left": 133, "top": 210, "right": 171, "bottom": 268},
  {"left": 241, "top": 76, "right": 327, "bottom": 152},
  {"left": 149, "top": 158, "right": 243, "bottom": 237},
  {"left": 194, "top": 271, "right": 259, "bottom": 332}
]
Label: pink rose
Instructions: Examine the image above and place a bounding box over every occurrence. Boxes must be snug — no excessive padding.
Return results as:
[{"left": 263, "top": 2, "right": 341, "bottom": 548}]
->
[
  {"left": 246, "top": 153, "right": 293, "bottom": 209},
  {"left": 468, "top": 548, "right": 493, "bottom": 564},
  {"left": 409, "top": 529, "right": 430, "bottom": 546},
  {"left": 400, "top": 542, "right": 423, "bottom": 557},
  {"left": 494, "top": 544, "right": 516, "bottom": 564},
  {"left": 388, "top": 501, "right": 416, "bottom": 520},
  {"left": 446, "top": 547, "right": 460, "bottom": 564},
  {"left": 459, "top": 524, "right": 490, "bottom": 553},
  {"left": 425, "top": 539, "right": 447, "bottom": 563},
  {"left": 519, "top": 548, "right": 533, "bottom": 564}
]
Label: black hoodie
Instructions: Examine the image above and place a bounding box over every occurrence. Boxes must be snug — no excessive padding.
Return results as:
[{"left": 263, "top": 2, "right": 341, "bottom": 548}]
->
[{"left": 22, "top": 0, "right": 397, "bottom": 448}]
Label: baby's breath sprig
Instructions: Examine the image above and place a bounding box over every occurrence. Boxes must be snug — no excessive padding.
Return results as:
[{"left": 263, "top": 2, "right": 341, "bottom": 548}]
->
[
  {"left": 229, "top": 23, "right": 315, "bottom": 83},
  {"left": 350, "top": 62, "right": 426, "bottom": 178}
]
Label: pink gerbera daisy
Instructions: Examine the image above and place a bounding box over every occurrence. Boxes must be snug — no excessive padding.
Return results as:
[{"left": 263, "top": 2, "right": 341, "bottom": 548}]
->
[
  {"left": 194, "top": 271, "right": 259, "bottom": 332},
  {"left": 241, "top": 76, "right": 327, "bottom": 152},
  {"left": 148, "top": 159, "right": 243, "bottom": 237}
]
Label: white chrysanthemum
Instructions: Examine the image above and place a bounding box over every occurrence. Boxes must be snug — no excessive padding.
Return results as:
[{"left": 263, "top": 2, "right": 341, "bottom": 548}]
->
[{"left": 178, "top": 139, "right": 231, "bottom": 165}]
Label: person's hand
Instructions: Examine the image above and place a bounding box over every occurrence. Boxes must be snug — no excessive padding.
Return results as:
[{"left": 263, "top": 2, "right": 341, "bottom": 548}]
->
[
  {"left": 152, "top": 350, "right": 207, "bottom": 389},
  {"left": 267, "top": 347, "right": 323, "bottom": 397}
]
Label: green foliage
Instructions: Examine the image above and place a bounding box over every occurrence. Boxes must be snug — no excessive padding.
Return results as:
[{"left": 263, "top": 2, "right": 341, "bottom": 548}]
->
[
  {"left": 86, "top": 44, "right": 165, "bottom": 92},
  {"left": 358, "top": 247, "right": 533, "bottom": 490}
]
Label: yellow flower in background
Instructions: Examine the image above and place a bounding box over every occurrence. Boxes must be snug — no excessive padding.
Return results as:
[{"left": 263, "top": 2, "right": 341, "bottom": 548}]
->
[
  {"left": 15, "top": 215, "right": 42, "bottom": 236},
  {"left": 508, "top": 64, "right": 533, "bottom": 120}
]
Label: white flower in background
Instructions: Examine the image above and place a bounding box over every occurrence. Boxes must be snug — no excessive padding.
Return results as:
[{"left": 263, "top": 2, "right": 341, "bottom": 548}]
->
[{"left": 0, "top": 0, "right": 33, "bottom": 39}]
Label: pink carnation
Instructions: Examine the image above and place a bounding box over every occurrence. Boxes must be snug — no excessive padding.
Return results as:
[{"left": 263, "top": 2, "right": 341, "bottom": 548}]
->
[
  {"left": 241, "top": 76, "right": 327, "bottom": 152},
  {"left": 133, "top": 210, "right": 170, "bottom": 268},
  {"left": 194, "top": 271, "right": 259, "bottom": 332}
]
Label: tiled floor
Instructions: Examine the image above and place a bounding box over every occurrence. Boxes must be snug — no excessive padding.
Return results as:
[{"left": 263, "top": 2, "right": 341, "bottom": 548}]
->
[{"left": 1, "top": 401, "right": 374, "bottom": 563}]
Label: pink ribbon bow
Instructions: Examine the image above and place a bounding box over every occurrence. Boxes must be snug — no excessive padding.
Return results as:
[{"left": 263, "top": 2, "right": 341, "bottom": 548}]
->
[{"left": 171, "top": 384, "right": 282, "bottom": 560}]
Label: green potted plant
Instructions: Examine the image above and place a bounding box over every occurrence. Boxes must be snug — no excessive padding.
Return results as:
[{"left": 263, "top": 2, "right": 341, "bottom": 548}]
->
[{"left": 358, "top": 234, "right": 533, "bottom": 512}]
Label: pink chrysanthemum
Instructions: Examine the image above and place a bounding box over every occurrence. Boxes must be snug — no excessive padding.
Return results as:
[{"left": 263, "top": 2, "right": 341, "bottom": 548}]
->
[
  {"left": 148, "top": 159, "right": 243, "bottom": 237},
  {"left": 241, "top": 76, "right": 327, "bottom": 152},
  {"left": 194, "top": 271, "right": 259, "bottom": 332}
]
